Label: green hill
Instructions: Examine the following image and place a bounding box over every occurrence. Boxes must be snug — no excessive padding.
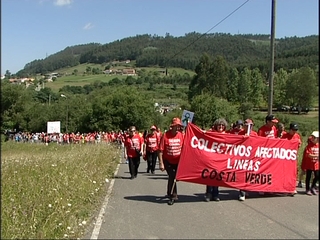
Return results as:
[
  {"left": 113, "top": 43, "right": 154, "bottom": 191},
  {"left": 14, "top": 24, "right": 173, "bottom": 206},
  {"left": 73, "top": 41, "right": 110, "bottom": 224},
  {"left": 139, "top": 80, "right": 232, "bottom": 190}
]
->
[{"left": 16, "top": 33, "right": 318, "bottom": 77}]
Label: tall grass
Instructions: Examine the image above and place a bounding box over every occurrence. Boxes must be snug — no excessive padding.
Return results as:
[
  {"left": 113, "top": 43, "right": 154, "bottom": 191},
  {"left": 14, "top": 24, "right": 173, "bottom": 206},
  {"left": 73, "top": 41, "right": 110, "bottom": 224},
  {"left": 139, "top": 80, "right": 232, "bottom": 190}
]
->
[{"left": 1, "top": 142, "right": 120, "bottom": 239}]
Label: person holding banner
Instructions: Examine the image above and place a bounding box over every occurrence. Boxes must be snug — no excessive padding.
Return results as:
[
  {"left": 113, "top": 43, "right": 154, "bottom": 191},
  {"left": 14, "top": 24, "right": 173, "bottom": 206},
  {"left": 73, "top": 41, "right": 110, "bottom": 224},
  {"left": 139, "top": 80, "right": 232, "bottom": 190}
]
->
[
  {"left": 238, "top": 119, "right": 258, "bottom": 137},
  {"left": 258, "top": 115, "right": 278, "bottom": 138},
  {"left": 158, "top": 118, "right": 184, "bottom": 205},
  {"left": 237, "top": 118, "right": 257, "bottom": 201},
  {"left": 301, "top": 131, "right": 319, "bottom": 195},
  {"left": 281, "top": 123, "right": 302, "bottom": 195},
  {"left": 204, "top": 118, "right": 228, "bottom": 202},
  {"left": 227, "top": 120, "right": 244, "bottom": 135}
]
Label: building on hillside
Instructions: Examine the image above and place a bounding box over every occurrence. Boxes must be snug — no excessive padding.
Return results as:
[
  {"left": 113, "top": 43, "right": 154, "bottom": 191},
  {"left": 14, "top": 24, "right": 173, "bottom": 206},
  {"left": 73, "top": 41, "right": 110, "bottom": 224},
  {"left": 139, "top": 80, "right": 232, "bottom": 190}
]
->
[
  {"left": 103, "top": 69, "right": 113, "bottom": 74},
  {"left": 122, "top": 68, "right": 136, "bottom": 76}
]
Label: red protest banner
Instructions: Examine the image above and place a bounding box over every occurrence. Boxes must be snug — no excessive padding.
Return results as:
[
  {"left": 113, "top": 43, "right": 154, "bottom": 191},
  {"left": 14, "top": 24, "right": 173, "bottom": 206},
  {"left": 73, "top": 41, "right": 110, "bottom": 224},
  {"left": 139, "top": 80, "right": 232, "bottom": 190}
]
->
[{"left": 176, "top": 123, "right": 300, "bottom": 193}]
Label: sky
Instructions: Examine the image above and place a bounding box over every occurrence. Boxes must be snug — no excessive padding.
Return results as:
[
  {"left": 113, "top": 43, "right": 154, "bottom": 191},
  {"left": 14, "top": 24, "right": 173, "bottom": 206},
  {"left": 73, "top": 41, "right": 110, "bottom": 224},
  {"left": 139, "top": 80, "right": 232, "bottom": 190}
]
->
[{"left": 1, "top": 0, "right": 318, "bottom": 75}]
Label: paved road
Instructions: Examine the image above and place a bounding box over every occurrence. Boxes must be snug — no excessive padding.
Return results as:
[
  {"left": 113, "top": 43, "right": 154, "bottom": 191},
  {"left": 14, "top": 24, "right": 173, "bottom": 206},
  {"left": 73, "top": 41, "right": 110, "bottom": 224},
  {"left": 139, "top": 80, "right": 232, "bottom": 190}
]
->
[{"left": 83, "top": 158, "right": 318, "bottom": 239}]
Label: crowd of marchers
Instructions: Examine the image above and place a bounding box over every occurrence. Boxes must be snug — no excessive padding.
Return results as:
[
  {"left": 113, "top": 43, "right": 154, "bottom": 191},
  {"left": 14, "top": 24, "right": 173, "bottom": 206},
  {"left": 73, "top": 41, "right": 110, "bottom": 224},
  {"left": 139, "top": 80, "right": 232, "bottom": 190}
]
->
[
  {"left": 123, "top": 115, "right": 319, "bottom": 206},
  {"left": 6, "top": 130, "right": 128, "bottom": 145}
]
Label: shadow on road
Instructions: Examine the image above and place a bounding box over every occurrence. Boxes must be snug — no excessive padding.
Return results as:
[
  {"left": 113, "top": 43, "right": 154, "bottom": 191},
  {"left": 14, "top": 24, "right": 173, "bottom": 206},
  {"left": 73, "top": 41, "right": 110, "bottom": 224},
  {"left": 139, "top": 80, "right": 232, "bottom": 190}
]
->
[{"left": 124, "top": 194, "right": 204, "bottom": 204}]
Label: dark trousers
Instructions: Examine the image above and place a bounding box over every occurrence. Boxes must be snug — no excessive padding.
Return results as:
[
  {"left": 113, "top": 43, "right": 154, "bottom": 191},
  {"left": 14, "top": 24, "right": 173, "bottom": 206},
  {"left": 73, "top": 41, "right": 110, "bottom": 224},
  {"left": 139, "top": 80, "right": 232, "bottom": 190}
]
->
[
  {"left": 306, "top": 170, "right": 319, "bottom": 191},
  {"left": 128, "top": 156, "right": 140, "bottom": 177},
  {"left": 206, "top": 186, "right": 219, "bottom": 198},
  {"left": 163, "top": 160, "right": 178, "bottom": 198},
  {"left": 147, "top": 151, "right": 158, "bottom": 172}
]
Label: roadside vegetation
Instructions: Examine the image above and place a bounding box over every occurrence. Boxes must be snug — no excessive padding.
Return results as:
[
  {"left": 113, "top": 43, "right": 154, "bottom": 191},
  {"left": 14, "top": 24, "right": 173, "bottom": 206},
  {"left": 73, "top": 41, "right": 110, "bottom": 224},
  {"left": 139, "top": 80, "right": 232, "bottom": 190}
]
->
[{"left": 1, "top": 142, "right": 119, "bottom": 239}]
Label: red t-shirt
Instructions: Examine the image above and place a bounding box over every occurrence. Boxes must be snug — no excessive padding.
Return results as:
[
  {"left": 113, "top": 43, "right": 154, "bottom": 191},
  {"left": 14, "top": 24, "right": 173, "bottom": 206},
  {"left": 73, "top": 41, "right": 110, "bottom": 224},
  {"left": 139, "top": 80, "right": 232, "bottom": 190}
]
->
[
  {"left": 258, "top": 125, "right": 277, "bottom": 138},
  {"left": 159, "top": 131, "right": 184, "bottom": 164},
  {"left": 145, "top": 133, "right": 160, "bottom": 152},
  {"left": 238, "top": 130, "right": 258, "bottom": 136},
  {"left": 226, "top": 128, "right": 245, "bottom": 135},
  {"left": 124, "top": 134, "right": 144, "bottom": 158},
  {"left": 281, "top": 132, "right": 302, "bottom": 148},
  {"left": 301, "top": 142, "right": 319, "bottom": 171}
]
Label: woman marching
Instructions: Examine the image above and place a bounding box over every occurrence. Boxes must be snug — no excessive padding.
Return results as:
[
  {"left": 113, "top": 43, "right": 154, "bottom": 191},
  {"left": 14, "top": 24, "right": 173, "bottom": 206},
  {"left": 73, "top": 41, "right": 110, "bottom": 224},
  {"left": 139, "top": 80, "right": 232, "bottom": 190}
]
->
[
  {"left": 144, "top": 125, "right": 160, "bottom": 174},
  {"left": 158, "top": 118, "right": 184, "bottom": 205}
]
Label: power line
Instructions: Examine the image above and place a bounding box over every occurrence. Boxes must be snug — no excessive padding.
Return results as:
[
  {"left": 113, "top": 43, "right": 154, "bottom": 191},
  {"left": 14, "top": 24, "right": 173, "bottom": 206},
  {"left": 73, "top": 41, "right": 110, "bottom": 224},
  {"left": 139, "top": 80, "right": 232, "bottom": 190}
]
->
[{"left": 165, "top": 0, "right": 250, "bottom": 67}]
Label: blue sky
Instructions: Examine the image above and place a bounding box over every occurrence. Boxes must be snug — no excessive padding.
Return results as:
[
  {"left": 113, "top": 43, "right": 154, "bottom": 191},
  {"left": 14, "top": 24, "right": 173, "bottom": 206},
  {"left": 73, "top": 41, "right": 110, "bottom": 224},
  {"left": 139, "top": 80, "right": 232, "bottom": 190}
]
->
[{"left": 1, "top": 0, "right": 318, "bottom": 75}]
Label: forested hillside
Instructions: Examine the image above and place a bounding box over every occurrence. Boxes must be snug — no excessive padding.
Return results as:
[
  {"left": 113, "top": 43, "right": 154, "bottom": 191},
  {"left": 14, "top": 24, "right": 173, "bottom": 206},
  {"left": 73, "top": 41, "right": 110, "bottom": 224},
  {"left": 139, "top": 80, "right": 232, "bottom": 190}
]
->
[{"left": 16, "top": 33, "right": 318, "bottom": 77}]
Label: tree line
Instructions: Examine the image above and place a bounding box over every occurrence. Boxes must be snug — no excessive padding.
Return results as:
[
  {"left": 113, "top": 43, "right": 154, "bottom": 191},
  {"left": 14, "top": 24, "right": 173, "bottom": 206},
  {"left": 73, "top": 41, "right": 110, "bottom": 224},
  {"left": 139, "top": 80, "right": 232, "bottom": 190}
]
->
[{"left": 1, "top": 54, "right": 318, "bottom": 136}]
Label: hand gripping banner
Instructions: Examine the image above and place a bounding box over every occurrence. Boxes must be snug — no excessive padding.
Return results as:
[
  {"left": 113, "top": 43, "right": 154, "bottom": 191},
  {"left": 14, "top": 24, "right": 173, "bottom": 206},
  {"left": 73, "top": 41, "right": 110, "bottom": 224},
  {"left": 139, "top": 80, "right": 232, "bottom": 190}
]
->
[{"left": 176, "top": 123, "right": 300, "bottom": 193}]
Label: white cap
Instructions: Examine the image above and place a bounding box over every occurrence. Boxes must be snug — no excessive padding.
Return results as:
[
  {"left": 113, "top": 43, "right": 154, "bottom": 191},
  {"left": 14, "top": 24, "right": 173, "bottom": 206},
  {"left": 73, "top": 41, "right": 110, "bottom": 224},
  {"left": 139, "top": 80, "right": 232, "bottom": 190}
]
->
[{"left": 311, "top": 131, "right": 319, "bottom": 138}]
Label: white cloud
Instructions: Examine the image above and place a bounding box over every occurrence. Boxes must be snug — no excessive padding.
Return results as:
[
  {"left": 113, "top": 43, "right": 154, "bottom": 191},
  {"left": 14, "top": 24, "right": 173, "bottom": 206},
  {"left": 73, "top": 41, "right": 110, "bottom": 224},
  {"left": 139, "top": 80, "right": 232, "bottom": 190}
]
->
[
  {"left": 54, "top": 0, "right": 73, "bottom": 6},
  {"left": 83, "top": 23, "right": 94, "bottom": 30}
]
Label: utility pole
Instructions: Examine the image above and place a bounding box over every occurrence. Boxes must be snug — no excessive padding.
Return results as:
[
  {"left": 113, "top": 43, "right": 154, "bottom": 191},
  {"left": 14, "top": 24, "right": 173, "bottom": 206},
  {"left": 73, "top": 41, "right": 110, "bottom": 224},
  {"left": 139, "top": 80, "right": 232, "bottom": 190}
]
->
[{"left": 268, "top": 0, "right": 276, "bottom": 115}]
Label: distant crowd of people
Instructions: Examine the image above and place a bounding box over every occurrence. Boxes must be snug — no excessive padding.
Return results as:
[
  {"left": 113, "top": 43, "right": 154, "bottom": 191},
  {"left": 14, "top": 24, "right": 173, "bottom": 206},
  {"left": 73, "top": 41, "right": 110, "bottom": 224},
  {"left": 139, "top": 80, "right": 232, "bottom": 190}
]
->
[
  {"left": 6, "top": 131, "right": 128, "bottom": 146},
  {"left": 123, "top": 115, "right": 319, "bottom": 206}
]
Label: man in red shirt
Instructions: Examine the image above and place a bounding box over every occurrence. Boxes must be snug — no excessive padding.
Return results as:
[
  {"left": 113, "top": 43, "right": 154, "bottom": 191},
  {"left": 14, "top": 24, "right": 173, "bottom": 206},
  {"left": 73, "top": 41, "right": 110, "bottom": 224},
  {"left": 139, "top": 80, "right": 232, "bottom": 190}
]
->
[
  {"left": 281, "top": 123, "right": 301, "bottom": 144},
  {"left": 258, "top": 115, "right": 278, "bottom": 138},
  {"left": 237, "top": 118, "right": 257, "bottom": 201},
  {"left": 124, "top": 126, "right": 145, "bottom": 179},
  {"left": 159, "top": 118, "right": 184, "bottom": 205},
  {"left": 281, "top": 123, "right": 302, "bottom": 195},
  {"left": 144, "top": 125, "right": 160, "bottom": 174},
  {"left": 238, "top": 119, "right": 258, "bottom": 137}
]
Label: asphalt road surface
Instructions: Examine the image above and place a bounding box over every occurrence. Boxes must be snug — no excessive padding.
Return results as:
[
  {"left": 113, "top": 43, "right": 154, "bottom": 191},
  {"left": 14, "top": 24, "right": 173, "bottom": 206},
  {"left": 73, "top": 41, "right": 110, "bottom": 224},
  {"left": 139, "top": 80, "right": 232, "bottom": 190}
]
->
[{"left": 83, "top": 159, "right": 319, "bottom": 239}]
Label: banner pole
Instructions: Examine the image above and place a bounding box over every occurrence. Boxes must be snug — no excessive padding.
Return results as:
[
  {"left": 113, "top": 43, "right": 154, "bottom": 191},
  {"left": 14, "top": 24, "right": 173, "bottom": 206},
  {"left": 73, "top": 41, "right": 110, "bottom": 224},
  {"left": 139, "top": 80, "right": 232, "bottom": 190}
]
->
[{"left": 170, "top": 178, "right": 177, "bottom": 196}]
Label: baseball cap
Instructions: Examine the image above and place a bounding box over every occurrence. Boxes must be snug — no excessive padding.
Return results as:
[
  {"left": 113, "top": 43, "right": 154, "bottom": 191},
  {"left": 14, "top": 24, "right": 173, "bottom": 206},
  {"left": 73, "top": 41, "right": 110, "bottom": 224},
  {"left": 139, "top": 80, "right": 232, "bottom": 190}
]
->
[
  {"left": 311, "top": 131, "right": 319, "bottom": 138},
  {"left": 170, "top": 117, "right": 183, "bottom": 127},
  {"left": 244, "top": 119, "right": 254, "bottom": 125},
  {"left": 265, "top": 115, "right": 278, "bottom": 123},
  {"left": 289, "top": 123, "right": 299, "bottom": 130},
  {"left": 236, "top": 120, "right": 243, "bottom": 125}
]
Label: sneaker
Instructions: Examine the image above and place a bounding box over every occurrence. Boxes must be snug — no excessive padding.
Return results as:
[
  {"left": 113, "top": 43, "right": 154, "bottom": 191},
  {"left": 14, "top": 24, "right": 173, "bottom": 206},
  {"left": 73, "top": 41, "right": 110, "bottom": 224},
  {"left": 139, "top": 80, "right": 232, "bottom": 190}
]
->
[
  {"left": 306, "top": 190, "right": 312, "bottom": 196},
  {"left": 212, "top": 197, "right": 220, "bottom": 202},
  {"left": 167, "top": 199, "right": 175, "bottom": 205},
  {"left": 204, "top": 193, "right": 212, "bottom": 202},
  {"left": 239, "top": 195, "right": 245, "bottom": 201},
  {"left": 125, "top": 160, "right": 129, "bottom": 164},
  {"left": 297, "top": 182, "right": 303, "bottom": 188},
  {"left": 311, "top": 188, "right": 318, "bottom": 195},
  {"left": 151, "top": 171, "right": 155, "bottom": 174}
]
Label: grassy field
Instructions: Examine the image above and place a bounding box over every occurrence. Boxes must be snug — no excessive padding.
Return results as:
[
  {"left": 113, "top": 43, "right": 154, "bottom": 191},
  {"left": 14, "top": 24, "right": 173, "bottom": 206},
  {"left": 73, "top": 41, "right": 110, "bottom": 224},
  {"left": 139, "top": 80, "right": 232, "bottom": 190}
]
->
[
  {"left": 44, "top": 63, "right": 195, "bottom": 92},
  {"left": 1, "top": 142, "right": 119, "bottom": 239},
  {"left": 45, "top": 74, "right": 127, "bottom": 91}
]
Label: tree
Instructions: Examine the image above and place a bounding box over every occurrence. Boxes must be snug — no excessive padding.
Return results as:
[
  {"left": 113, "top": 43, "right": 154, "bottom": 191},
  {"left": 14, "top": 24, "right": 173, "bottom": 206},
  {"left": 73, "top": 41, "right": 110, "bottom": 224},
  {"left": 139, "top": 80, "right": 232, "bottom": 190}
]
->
[
  {"left": 249, "top": 68, "right": 265, "bottom": 107},
  {"left": 226, "top": 68, "right": 239, "bottom": 103},
  {"left": 4, "top": 70, "right": 11, "bottom": 79},
  {"left": 209, "top": 55, "right": 229, "bottom": 98},
  {"left": 237, "top": 67, "right": 252, "bottom": 103},
  {"left": 188, "top": 54, "right": 212, "bottom": 100},
  {"left": 190, "top": 93, "right": 239, "bottom": 129},
  {"left": 273, "top": 68, "right": 289, "bottom": 106},
  {"left": 285, "top": 67, "right": 317, "bottom": 110}
]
